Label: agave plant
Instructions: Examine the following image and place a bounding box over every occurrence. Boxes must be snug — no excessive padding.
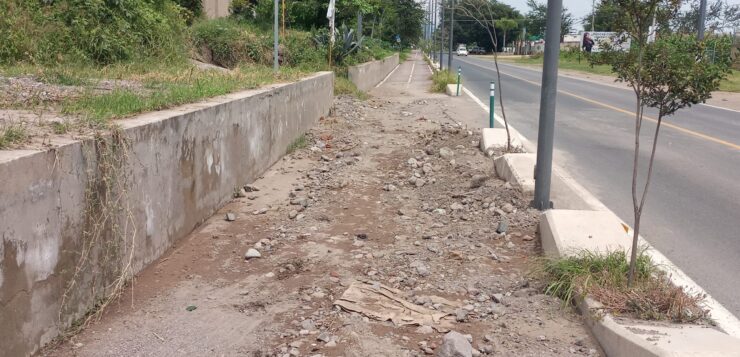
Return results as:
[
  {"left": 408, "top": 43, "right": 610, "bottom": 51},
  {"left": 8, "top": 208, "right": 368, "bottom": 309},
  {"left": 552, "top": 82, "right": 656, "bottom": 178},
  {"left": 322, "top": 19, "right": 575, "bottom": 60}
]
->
[{"left": 313, "top": 23, "right": 365, "bottom": 64}]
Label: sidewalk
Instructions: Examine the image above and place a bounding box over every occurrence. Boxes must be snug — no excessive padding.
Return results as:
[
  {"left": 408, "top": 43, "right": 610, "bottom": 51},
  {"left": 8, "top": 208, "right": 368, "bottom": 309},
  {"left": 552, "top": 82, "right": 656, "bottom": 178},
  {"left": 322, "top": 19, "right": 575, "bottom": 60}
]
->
[{"left": 43, "top": 55, "right": 601, "bottom": 357}]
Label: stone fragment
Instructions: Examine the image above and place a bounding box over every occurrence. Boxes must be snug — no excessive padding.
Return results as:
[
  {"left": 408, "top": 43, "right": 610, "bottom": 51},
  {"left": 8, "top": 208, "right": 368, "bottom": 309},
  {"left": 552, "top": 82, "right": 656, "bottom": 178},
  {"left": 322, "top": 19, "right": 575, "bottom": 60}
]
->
[
  {"left": 245, "top": 248, "right": 261, "bottom": 259},
  {"left": 438, "top": 331, "right": 473, "bottom": 357}
]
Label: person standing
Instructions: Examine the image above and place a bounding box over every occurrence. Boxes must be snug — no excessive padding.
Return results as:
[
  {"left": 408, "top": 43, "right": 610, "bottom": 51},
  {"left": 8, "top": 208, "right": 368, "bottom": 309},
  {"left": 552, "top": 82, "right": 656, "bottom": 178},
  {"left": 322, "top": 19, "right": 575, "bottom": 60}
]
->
[{"left": 582, "top": 32, "right": 594, "bottom": 53}]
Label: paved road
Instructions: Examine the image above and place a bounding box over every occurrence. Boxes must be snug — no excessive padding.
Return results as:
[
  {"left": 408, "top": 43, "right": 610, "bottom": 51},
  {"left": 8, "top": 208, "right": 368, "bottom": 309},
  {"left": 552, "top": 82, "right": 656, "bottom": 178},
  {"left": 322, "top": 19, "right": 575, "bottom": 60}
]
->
[{"left": 439, "top": 54, "right": 740, "bottom": 317}]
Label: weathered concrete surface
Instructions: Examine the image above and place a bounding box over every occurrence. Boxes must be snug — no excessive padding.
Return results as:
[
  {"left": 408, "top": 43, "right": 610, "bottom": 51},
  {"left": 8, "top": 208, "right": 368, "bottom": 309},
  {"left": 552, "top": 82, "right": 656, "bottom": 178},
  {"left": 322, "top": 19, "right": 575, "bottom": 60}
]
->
[
  {"left": 539, "top": 209, "right": 632, "bottom": 258},
  {"left": 203, "top": 0, "right": 230, "bottom": 18},
  {"left": 0, "top": 72, "right": 333, "bottom": 357},
  {"left": 579, "top": 297, "right": 740, "bottom": 357},
  {"left": 479, "top": 128, "right": 522, "bottom": 155},
  {"left": 348, "top": 53, "right": 399, "bottom": 91},
  {"left": 494, "top": 153, "right": 535, "bottom": 195},
  {"left": 445, "top": 84, "right": 461, "bottom": 96}
]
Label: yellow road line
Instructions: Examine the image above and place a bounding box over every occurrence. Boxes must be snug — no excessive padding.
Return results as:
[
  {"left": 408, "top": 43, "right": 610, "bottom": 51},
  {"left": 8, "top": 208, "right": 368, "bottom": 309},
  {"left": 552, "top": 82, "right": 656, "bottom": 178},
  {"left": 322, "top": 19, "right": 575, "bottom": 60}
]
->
[{"left": 460, "top": 58, "right": 740, "bottom": 151}]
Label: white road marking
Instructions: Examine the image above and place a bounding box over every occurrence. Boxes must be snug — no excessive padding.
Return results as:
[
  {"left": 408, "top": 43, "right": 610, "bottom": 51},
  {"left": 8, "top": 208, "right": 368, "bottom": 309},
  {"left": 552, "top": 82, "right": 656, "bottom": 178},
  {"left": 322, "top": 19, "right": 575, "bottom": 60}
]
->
[
  {"left": 700, "top": 102, "right": 740, "bottom": 113},
  {"left": 461, "top": 83, "right": 740, "bottom": 338},
  {"left": 406, "top": 61, "right": 415, "bottom": 88},
  {"left": 375, "top": 64, "right": 400, "bottom": 88},
  {"left": 466, "top": 57, "right": 740, "bottom": 114}
]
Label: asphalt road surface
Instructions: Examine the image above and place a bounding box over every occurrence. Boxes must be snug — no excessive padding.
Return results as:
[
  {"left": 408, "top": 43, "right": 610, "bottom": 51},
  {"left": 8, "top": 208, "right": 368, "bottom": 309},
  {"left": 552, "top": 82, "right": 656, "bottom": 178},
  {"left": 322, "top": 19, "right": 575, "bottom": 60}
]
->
[{"left": 440, "top": 53, "right": 740, "bottom": 317}]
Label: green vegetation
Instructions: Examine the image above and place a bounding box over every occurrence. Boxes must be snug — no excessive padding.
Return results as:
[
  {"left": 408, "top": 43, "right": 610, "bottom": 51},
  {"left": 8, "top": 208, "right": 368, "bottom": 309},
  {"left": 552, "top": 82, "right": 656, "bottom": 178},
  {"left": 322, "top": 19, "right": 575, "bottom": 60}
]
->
[
  {"left": 286, "top": 134, "right": 309, "bottom": 154},
  {"left": 542, "top": 250, "right": 708, "bottom": 322},
  {"left": 0, "top": 0, "right": 187, "bottom": 65},
  {"left": 334, "top": 76, "right": 369, "bottom": 100},
  {"left": 719, "top": 70, "right": 740, "bottom": 92},
  {"left": 0, "top": 123, "right": 28, "bottom": 149},
  {"left": 500, "top": 51, "right": 617, "bottom": 76},
  {"left": 431, "top": 70, "right": 458, "bottom": 93},
  {"left": 62, "top": 66, "right": 307, "bottom": 126},
  {"left": 0, "top": 0, "right": 426, "bottom": 137}
]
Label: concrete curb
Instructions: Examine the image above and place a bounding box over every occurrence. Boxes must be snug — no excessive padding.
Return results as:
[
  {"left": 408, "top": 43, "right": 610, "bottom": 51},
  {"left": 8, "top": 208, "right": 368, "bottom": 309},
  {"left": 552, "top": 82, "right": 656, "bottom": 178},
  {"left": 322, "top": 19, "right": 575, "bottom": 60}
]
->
[
  {"left": 479, "top": 128, "right": 522, "bottom": 154},
  {"left": 464, "top": 90, "right": 740, "bottom": 356},
  {"left": 578, "top": 297, "right": 740, "bottom": 357},
  {"left": 493, "top": 153, "right": 534, "bottom": 195},
  {"left": 445, "top": 83, "right": 461, "bottom": 96}
]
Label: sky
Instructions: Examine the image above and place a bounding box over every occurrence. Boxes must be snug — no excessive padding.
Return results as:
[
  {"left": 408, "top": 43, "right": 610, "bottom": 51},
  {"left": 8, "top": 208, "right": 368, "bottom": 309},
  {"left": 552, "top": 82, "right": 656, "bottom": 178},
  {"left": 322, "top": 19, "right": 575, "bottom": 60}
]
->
[{"left": 498, "top": 0, "right": 740, "bottom": 30}]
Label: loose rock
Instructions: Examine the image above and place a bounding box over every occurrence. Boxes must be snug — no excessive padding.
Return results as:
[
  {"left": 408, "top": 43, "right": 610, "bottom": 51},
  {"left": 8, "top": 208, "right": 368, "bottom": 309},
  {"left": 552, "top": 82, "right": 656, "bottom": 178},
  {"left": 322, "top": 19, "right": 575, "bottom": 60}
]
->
[
  {"left": 245, "top": 248, "right": 261, "bottom": 259},
  {"left": 438, "top": 331, "right": 473, "bottom": 357}
]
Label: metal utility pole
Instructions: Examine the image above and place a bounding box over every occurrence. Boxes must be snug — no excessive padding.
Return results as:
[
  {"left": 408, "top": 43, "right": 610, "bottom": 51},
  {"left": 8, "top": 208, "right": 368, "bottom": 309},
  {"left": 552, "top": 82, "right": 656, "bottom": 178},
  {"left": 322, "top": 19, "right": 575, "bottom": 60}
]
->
[
  {"left": 533, "top": 0, "right": 563, "bottom": 210},
  {"left": 448, "top": 0, "right": 455, "bottom": 70},
  {"left": 591, "top": 0, "right": 595, "bottom": 32},
  {"left": 433, "top": 0, "right": 437, "bottom": 60},
  {"left": 439, "top": 0, "right": 445, "bottom": 70},
  {"left": 427, "top": 0, "right": 432, "bottom": 41},
  {"left": 274, "top": 0, "right": 279, "bottom": 72},
  {"left": 698, "top": 0, "right": 707, "bottom": 40}
]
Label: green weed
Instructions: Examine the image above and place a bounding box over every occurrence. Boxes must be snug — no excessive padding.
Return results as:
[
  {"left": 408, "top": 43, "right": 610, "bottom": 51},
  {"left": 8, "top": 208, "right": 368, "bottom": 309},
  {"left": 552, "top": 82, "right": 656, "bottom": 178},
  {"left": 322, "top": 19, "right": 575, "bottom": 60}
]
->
[
  {"left": 540, "top": 250, "right": 709, "bottom": 323},
  {"left": 0, "top": 123, "right": 28, "bottom": 149},
  {"left": 431, "top": 70, "right": 457, "bottom": 93},
  {"left": 286, "top": 134, "right": 308, "bottom": 154},
  {"left": 334, "top": 76, "right": 368, "bottom": 100},
  {"left": 61, "top": 66, "right": 306, "bottom": 126}
]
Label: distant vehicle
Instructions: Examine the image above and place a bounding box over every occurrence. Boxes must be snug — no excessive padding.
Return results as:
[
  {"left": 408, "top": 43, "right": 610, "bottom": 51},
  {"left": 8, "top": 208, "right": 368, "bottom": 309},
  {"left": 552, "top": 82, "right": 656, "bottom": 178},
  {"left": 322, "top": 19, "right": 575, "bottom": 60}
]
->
[
  {"left": 456, "top": 45, "right": 468, "bottom": 56},
  {"left": 469, "top": 46, "right": 486, "bottom": 55}
]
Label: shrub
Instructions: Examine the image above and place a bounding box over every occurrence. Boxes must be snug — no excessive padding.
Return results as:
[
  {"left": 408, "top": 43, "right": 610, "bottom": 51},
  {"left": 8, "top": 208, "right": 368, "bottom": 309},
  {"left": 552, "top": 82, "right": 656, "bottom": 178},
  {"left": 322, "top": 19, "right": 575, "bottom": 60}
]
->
[
  {"left": 542, "top": 250, "right": 709, "bottom": 323},
  {"left": 0, "top": 0, "right": 188, "bottom": 65},
  {"left": 173, "top": 0, "right": 204, "bottom": 24},
  {"left": 431, "top": 70, "right": 457, "bottom": 92},
  {"left": 191, "top": 18, "right": 271, "bottom": 68},
  {"left": 192, "top": 18, "right": 328, "bottom": 69}
]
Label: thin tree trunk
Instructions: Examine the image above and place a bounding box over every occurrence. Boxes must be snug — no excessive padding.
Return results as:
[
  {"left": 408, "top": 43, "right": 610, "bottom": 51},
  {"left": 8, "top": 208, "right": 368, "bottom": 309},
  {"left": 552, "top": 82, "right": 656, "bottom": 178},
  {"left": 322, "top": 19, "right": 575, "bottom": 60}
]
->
[
  {"left": 627, "top": 43, "right": 647, "bottom": 286},
  {"left": 628, "top": 96, "right": 643, "bottom": 286}
]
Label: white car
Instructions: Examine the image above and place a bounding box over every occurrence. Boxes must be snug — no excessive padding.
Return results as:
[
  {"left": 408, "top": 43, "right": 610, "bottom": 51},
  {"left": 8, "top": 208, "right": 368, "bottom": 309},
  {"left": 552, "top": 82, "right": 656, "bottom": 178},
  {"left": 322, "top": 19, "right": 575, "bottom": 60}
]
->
[{"left": 456, "top": 45, "right": 468, "bottom": 56}]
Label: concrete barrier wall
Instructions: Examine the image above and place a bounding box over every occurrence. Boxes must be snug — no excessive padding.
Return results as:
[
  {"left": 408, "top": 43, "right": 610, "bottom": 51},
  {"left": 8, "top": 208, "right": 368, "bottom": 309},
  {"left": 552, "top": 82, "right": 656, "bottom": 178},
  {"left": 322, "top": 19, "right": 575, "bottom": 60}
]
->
[
  {"left": 348, "top": 53, "right": 399, "bottom": 91},
  {"left": 0, "top": 72, "right": 334, "bottom": 357},
  {"left": 203, "top": 0, "right": 231, "bottom": 18}
]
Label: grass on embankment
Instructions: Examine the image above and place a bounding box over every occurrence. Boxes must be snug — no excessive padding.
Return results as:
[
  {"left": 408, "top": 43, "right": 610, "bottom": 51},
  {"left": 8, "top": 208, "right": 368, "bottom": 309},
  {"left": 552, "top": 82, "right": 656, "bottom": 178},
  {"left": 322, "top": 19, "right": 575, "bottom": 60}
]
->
[
  {"left": 497, "top": 54, "right": 615, "bottom": 76},
  {"left": 57, "top": 65, "right": 307, "bottom": 127},
  {"left": 0, "top": 123, "right": 28, "bottom": 149},
  {"left": 540, "top": 250, "right": 709, "bottom": 323},
  {"left": 719, "top": 69, "right": 740, "bottom": 92}
]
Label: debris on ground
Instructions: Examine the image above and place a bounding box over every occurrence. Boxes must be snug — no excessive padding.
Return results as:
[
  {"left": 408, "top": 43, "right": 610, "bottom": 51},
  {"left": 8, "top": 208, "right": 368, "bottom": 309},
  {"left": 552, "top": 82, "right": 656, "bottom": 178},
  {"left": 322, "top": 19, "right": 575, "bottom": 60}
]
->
[{"left": 44, "top": 73, "right": 602, "bottom": 357}]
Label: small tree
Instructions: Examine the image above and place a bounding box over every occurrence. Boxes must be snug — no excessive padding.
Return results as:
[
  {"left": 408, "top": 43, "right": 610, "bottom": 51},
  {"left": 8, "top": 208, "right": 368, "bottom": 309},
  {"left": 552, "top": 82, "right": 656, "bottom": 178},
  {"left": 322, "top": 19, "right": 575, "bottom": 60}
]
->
[
  {"left": 592, "top": 0, "right": 732, "bottom": 286},
  {"left": 495, "top": 18, "right": 518, "bottom": 50},
  {"left": 457, "top": 0, "right": 514, "bottom": 151}
]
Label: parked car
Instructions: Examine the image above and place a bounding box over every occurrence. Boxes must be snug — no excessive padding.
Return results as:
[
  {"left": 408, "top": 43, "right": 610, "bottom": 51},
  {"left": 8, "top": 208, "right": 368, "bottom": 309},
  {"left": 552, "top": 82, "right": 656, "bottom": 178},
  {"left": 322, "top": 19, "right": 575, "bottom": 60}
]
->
[
  {"left": 469, "top": 46, "right": 486, "bottom": 55},
  {"left": 456, "top": 45, "right": 468, "bottom": 56}
]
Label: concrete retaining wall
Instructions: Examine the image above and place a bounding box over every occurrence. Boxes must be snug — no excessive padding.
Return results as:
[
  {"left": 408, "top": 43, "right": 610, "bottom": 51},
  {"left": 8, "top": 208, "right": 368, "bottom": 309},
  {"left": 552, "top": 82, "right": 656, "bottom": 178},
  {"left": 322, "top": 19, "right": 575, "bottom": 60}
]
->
[
  {"left": 348, "top": 53, "right": 399, "bottom": 91},
  {"left": 0, "top": 72, "right": 334, "bottom": 357},
  {"left": 203, "top": 0, "right": 231, "bottom": 19}
]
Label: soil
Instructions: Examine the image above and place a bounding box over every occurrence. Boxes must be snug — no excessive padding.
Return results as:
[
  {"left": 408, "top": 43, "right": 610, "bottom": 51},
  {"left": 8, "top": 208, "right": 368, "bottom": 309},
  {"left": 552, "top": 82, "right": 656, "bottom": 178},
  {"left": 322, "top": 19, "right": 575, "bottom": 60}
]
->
[{"left": 41, "top": 55, "right": 602, "bottom": 357}]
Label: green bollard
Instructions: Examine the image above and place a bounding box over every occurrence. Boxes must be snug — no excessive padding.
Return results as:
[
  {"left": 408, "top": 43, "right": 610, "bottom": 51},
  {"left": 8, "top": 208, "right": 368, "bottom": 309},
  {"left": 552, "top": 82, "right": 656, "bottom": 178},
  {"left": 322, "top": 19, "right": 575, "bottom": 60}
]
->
[
  {"left": 489, "top": 81, "right": 495, "bottom": 128},
  {"left": 456, "top": 66, "right": 461, "bottom": 96}
]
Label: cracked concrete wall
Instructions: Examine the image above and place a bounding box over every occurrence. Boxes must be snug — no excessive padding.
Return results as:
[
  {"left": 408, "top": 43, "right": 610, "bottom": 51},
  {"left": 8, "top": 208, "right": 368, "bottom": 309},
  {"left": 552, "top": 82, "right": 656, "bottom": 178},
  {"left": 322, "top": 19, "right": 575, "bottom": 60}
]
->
[
  {"left": 347, "top": 53, "right": 399, "bottom": 91},
  {"left": 0, "top": 72, "right": 333, "bottom": 357}
]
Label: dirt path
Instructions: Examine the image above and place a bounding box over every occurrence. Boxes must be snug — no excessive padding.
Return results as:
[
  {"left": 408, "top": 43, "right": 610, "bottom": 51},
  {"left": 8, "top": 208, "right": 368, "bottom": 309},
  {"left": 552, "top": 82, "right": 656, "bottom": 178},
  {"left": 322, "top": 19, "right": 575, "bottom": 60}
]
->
[{"left": 43, "top": 53, "right": 601, "bottom": 357}]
